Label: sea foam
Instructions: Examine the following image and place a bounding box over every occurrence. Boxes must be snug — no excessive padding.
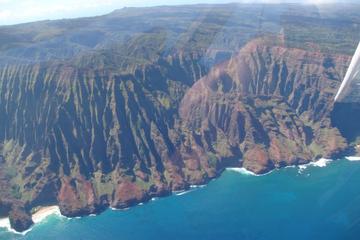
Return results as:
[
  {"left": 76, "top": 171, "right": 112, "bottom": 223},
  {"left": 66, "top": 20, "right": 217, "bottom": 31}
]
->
[
  {"left": 0, "top": 218, "right": 13, "bottom": 234},
  {"left": 227, "top": 158, "right": 333, "bottom": 176},
  {"left": 346, "top": 156, "right": 360, "bottom": 161},
  {"left": 190, "top": 184, "right": 206, "bottom": 189},
  {"left": 174, "top": 189, "right": 194, "bottom": 196},
  {"left": 310, "top": 158, "right": 332, "bottom": 167},
  {"left": 227, "top": 167, "right": 258, "bottom": 176},
  {"left": 226, "top": 167, "right": 275, "bottom": 176},
  {"left": 0, "top": 206, "right": 61, "bottom": 235},
  {"left": 297, "top": 158, "right": 332, "bottom": 173},
  {"left": 0, "top": 217, "right": 33, "bottom": 235}
]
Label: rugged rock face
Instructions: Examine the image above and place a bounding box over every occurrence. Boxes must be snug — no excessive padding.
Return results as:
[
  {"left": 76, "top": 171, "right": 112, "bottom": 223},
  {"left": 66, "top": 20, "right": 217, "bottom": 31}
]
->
[
  {"left": 0, "top": 3, "right": 359, "bottom": 232},
  {"left": 180, "top": 38, "right": 349, "bottom": 174},
  {"left": 8, "top": 206, "right": 34, "bottom": 232},
  {"left": 0, "top": 54, "right": 217, "bottom": 231},
  {"left": 0, "top": 199, "right": 33, "bottom": 232},
  {"left": 1, "top": 37, "right": 351, "bottom": 231}
]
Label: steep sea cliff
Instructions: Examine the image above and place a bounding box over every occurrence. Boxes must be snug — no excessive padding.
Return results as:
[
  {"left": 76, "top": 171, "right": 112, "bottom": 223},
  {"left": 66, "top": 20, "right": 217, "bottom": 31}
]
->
[{"left": 0, "top": 3, "right": 359, "bottom": 232}]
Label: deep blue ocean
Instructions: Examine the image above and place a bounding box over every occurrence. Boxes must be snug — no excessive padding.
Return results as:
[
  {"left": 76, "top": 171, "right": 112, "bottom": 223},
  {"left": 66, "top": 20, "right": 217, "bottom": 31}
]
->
[{"left": 1, "top": 158, "right": 360, "bottom": 240}]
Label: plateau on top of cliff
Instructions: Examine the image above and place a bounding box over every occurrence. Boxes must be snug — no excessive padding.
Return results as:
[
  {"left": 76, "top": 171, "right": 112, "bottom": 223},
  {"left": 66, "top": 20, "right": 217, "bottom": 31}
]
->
[{"left": 335, "top": 41, "right": 360, "bottom": 103}]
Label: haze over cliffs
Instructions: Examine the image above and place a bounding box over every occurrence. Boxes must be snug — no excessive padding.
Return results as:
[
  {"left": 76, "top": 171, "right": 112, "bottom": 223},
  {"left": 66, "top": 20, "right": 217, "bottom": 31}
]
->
[{"left": 0, "top": 3, "right": 359, "bottom": 232}]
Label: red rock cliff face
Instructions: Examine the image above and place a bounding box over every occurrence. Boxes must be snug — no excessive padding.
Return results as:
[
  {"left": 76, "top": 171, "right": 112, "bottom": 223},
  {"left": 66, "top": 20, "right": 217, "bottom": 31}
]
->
[
  {"left": 0, "top": 54, "right": 215, "bottom": 230},
  {"left": 1, "top": 3, "right": 359, "bottom": 232},
  {"left": 0, "top": 38, "right": 352, "bottom": 231},
  {"left": 180, "top": 38, "right": 349, "bottom": 174}
]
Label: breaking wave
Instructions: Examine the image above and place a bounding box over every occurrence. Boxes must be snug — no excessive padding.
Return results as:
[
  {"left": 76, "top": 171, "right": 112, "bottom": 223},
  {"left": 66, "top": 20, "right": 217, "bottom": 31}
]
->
[
  {"left": 227, "top": 156, "right": 360, "bottom": 176},
  {"left": 0, "top": 206, "right": 62, "bottom": 235}
]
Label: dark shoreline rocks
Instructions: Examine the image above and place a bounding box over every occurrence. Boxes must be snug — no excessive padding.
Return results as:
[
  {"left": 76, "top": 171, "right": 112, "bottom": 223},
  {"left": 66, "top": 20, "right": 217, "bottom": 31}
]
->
[
  {"left": 2, "top": 140, "right": 358, "bottom": 234},
  {"left": 8, "top": 207, "right": 34, "bottom": 233},
  {"left": 0, "top": 142, "right": 354, "bottom": 232},
  {"left": 4, "top": 150, "right": 358, "bottom": 234}
]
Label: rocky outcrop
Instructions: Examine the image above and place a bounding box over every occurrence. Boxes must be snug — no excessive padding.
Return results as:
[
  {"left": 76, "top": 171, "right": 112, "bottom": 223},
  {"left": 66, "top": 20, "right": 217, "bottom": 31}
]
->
[
  {"left": 0, "top": 200, "right": 33, "bottom": 232},
  {"left": 4, "top": 202, "right": 33, "bottom": 233},
  {"left": 8, "top": 208, "right": 33, "bottom": 232}
]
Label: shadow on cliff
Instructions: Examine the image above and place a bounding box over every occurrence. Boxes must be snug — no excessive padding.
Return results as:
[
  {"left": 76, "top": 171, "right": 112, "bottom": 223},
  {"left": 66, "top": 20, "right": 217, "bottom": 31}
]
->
[{"left": 331, "top": 102, "right": 360, "bottom": 143}]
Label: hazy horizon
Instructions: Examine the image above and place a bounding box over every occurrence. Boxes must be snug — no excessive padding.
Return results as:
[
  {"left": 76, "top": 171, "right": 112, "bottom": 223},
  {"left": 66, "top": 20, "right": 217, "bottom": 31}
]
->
[{"left": 0, "top": 0, "right": 357, "bottom": 26}]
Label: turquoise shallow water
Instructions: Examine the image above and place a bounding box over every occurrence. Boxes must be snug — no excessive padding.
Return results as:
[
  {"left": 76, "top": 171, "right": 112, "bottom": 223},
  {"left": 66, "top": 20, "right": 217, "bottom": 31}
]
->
[{"left": 1, "top": 158, "right": 360, "bottom": 240}]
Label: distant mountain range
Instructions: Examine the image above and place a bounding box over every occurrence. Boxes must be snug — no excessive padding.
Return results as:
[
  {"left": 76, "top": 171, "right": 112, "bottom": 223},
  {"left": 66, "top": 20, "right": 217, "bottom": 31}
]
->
[{"left": 0, "top": 3, "right": 359, "bottom": 232}]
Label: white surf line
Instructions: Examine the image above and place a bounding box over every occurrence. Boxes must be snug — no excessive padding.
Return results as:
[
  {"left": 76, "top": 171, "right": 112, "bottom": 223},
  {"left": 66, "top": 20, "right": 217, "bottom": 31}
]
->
[
  {"left": 0, "top": 217, "right": 13, "bottom": 234},
  {"left": 227, "top": 158, "right": 334, "bottom": 176},
  {"left": 0, "top": 205, "right": 61, "bottom": 235},
  {"left": 175, "top": 189, "right": 195, "bottom": 196},
  {"left": 190, "top": 184, "right": 206, "bottom": 189},
  {"left": 334, "top": 41, "right": 360, "bottom": 102},
  {"left": 297, "top": 158, "right": 332, "bottom": 173},
  {"left": 174, "top": 184, "right": 208, "bottom": 196},
  {"left": 226, "top": 167, "right": 275, "bottom": 176},
  {"left": 109, "top": 207, "right": 124, "bottom": 211},
  {"left": 227, "top": 167, "right": 258, "bottom": 176},
  {"left": 309, "top": 158, "right": 332, "bottom": 167},
  {"left": 175, "top": 184, "right": 206, "bottom": 195},
  {"left": 110, "top": 207, "right": 130, "bottom": 211},
  {"left": 346, "top": 156, "right": 360, "bottom": 161}
]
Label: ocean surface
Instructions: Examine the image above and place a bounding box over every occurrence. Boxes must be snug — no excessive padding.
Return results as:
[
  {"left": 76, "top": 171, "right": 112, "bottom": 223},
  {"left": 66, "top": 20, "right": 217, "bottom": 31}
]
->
[{"left": 1, "top": 158, "right": 360, "bottom": 240}]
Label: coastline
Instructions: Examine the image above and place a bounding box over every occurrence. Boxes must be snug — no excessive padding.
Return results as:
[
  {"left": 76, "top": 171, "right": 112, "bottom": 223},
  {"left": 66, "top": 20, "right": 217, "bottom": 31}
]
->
[
  {"left": 32, "top": 206, "right": 61, "bottom": 224},
  {"left": 1, "top": 156, "right": 360, "bottom": 236},
  {"left": 227, "top": 156, "right": 360, "bottom": 176},
  {"left": 0, "top": 206, "right": 60, "bottom": 235}
]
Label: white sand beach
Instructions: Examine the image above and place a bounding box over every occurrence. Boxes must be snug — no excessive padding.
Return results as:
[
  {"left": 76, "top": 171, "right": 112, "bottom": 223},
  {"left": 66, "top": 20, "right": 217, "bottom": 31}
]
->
[
  {"left": 0, "top": 205, "right": 60, "bottom": 234},
  {"left": 32, "top": 206, "right": 60, "bottom": 224}
]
